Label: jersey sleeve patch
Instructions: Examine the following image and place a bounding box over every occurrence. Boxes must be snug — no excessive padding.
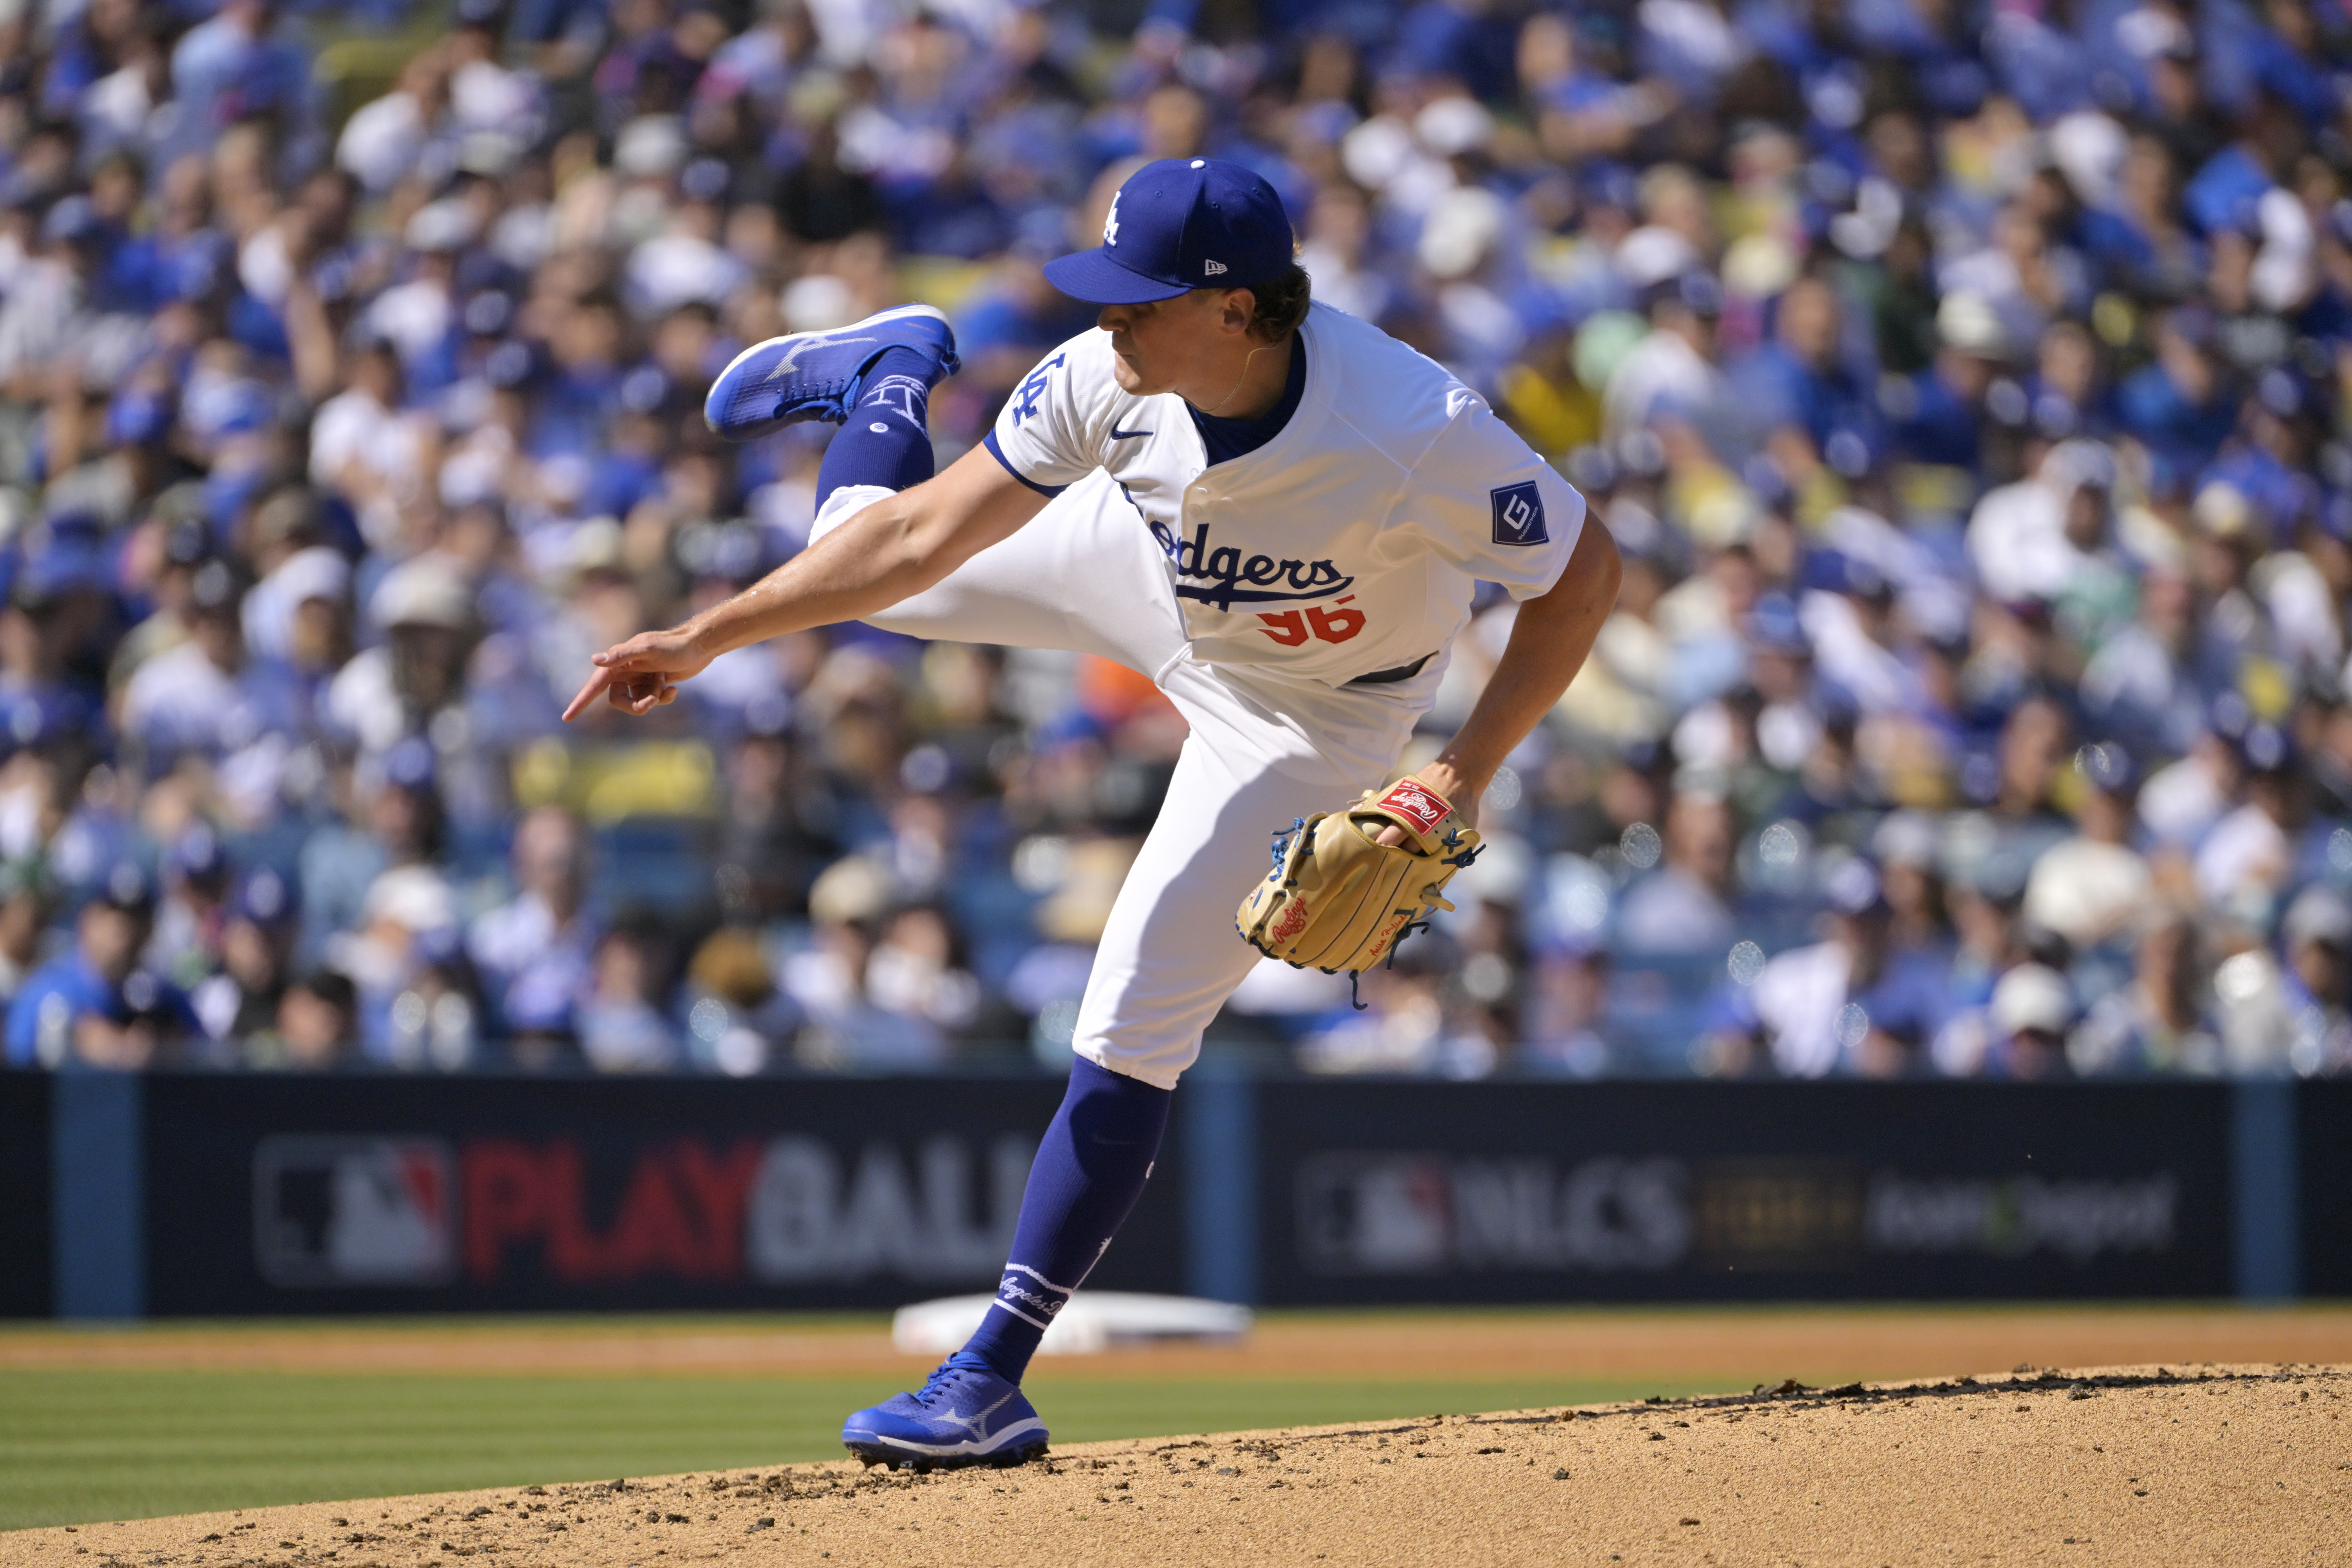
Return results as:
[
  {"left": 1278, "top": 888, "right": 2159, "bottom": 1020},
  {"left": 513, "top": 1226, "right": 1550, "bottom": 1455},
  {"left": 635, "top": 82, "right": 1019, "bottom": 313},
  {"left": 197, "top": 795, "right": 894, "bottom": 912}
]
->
[{"left": 1490, "top": 481, "right": 1549, "bottom": 546}]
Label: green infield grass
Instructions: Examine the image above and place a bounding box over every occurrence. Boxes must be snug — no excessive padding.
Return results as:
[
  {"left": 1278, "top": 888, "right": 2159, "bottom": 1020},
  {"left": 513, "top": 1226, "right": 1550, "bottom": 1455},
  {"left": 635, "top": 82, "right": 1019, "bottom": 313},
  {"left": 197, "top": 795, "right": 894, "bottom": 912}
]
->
[{"left": 0, "top": 1367, "right": 1689, "bottom": 1530}]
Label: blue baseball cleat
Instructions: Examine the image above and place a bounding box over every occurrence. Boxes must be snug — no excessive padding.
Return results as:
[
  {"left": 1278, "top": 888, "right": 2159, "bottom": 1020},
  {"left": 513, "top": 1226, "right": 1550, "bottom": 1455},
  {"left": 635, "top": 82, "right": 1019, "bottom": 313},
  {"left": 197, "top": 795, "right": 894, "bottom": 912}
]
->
[
  {"left": 840, "top": 1355, "right": 1049, "bottom": 1472},
  {"left": 703, "top": 303, "right": 960, "bottom": 441}
]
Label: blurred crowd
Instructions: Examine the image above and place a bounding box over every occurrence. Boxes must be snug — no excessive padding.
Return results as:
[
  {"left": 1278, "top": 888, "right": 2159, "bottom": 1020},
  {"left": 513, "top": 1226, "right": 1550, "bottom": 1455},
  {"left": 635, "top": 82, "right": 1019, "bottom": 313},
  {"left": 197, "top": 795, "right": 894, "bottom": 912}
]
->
[{"left": 4, "top": 0, "right": 2352, "bottom": 1080}]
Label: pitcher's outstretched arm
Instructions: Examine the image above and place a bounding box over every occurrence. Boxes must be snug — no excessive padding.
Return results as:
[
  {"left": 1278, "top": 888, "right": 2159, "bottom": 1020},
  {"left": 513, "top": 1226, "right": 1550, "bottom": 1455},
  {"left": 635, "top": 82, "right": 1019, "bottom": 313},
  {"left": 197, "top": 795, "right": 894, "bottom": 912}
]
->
[{"left": 561, "top": 445, "right": 1051, "bottom": 721}]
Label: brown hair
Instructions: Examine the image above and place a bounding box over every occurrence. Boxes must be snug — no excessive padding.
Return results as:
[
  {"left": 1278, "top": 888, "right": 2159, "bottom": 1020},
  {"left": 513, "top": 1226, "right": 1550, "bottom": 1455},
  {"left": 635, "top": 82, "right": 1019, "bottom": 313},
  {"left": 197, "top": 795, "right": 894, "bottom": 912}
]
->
[{"left": 1241, "top": 263, "right": 1312, "bottom": 342}]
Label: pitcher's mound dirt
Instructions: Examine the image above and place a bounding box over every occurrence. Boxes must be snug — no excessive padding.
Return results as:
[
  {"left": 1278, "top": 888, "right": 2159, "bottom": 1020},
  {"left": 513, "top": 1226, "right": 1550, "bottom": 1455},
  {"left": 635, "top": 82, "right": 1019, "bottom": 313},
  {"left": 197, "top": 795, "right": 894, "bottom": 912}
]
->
[{"left": 8, "top": 1364, "right": 2345, "bottom": 1568}]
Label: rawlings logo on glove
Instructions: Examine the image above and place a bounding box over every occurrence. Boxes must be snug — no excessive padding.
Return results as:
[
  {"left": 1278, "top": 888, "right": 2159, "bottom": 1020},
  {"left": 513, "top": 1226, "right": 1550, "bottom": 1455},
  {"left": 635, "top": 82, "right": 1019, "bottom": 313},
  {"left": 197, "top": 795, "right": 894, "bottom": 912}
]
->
[
  {"left": 1234, "top": 772, "right": 1482, "bottom": 983},
  {"left": 1377, "top": 779, "right": 1448, "bottom": 835}
]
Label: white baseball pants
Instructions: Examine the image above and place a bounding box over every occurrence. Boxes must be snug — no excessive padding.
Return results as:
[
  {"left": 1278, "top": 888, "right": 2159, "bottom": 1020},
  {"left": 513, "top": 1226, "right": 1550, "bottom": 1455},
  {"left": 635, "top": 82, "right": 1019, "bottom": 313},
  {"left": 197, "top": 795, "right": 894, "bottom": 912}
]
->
[{"left": 814, "top": 476, "right": 1439, "bottom": 1088}]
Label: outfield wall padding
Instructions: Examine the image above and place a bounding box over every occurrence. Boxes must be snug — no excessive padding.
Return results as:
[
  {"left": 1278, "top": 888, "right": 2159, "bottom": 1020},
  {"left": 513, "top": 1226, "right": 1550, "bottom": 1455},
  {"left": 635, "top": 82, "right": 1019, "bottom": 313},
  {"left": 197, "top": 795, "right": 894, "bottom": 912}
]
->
[
  {"left": 2300, "top": 1079, "right": 2352, "bottom": 1298},
  {"left": 4, "top": 1071, "right": 2336, "bottom": 1317},
  {"left": 0, "top": 1074, "right": 48, "bottom": 1316}
]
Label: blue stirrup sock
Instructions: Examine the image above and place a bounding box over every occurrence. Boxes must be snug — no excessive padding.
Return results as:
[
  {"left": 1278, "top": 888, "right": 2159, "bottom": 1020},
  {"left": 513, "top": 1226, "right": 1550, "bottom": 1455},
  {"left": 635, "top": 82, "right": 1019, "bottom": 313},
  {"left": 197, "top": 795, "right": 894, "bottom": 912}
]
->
[
  {"left": 955, "top": 1055, "right": 1173, "bottom": 1385},
  {"left": 813, "top": 346, "right": 940, "bottom": 510}
]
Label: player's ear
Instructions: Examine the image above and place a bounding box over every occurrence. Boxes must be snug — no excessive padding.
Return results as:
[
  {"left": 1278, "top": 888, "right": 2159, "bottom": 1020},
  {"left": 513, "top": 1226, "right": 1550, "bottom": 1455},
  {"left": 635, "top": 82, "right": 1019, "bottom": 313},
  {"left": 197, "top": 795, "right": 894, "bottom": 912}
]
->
[{"left": 1221, "top": 288, "right": 1255, "bottom": 334}]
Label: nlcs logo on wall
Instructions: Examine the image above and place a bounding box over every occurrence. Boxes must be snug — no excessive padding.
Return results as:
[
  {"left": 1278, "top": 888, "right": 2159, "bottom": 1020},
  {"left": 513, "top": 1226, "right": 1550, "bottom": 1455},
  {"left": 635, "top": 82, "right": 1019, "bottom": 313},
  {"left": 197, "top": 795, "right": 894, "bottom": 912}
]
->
[
  {"left": 1295, "top": 1152, "right": 1689, "bottom": 1276},
  {"left": 254, "top": 1137, "right": 457, "bottom": 1286}
]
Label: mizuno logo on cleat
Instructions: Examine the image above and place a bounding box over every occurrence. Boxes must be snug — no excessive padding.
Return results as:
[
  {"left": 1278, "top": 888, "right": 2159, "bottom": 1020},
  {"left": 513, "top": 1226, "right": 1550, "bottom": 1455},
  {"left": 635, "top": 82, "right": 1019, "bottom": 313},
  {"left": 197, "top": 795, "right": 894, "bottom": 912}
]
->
[
  {"left": 763, "top": 333, "right": 876, "bottom": 384},
  {"left": 936, "top": 1392, "right": 1015, "bottom": 1437}
]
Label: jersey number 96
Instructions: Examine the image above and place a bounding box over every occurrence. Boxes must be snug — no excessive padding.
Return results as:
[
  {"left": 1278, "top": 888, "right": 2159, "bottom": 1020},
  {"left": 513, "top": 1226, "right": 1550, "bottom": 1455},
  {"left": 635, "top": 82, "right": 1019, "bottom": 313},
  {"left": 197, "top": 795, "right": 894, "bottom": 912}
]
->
[{"left": 1258, "top": 596, "right": 1366, "bottom": 647}]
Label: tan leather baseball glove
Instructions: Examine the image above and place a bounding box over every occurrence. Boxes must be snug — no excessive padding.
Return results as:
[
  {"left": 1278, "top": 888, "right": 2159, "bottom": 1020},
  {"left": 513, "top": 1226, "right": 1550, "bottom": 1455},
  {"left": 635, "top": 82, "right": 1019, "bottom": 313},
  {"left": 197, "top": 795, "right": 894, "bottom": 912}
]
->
[{"left": 1234, "top": 773, "right": 1482, "bottom": 977}]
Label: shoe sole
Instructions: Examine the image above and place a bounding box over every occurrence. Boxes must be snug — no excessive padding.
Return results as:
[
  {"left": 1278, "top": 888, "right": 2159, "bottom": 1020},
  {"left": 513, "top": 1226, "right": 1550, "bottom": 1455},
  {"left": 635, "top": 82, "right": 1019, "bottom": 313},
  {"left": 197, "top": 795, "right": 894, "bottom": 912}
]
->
[
  {"left": 705, "top": 304, "right": 953, "bottom": 439},
  {"left": 844, "top": 1437, "right": 1049, "bottom": 1474}
]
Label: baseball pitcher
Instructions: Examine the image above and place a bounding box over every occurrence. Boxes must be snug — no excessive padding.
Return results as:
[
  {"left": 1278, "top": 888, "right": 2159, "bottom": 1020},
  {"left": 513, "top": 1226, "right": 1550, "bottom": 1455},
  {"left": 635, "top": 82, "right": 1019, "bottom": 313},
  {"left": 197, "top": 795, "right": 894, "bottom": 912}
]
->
[{"left": 566, "top": 158, "right": 1621, "bottom": 1469}]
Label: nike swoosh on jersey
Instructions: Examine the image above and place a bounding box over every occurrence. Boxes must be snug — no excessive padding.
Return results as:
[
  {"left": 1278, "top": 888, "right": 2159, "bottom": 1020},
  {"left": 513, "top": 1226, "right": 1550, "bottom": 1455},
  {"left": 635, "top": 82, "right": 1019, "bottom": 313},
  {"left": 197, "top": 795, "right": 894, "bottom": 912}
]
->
[{"left": 1109, "top": 423, "right": 1153, "bottom": 440}]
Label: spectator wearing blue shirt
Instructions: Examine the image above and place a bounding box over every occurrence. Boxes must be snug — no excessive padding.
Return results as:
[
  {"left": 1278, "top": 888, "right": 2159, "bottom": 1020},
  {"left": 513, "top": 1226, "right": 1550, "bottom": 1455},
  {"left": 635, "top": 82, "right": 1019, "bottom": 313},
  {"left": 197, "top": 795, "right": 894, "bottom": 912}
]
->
[
  {"left": 1732, "top": 275, "right": 1883, "bottom": 487},
  {"left": 6, "top": 864, "right": 193, "bottom": 1070},
  {"left": 2080, "top": 133, "right": 2209, "bottom": 301},
  {"left": 2182, "top": 96, "right": 2296, "bottom": 240},
  {"left": 953, "top": 251, "right": 1099, "bottom": 412},
  {"left": 1885, "top": 291, "right": 2010, "bottom": 472},
  {"left": 2117, "top": 306, "right": 2237, "bottom": 479},
  {"left": 2020, "top": 318, "right": 2115, "bottom": 442},
  {"left": 1391, "top": 0, "right": 1522, "bottom": 103},
  {"left": 2278, "top": 885, "right": 2352, "bottom": 1077}
]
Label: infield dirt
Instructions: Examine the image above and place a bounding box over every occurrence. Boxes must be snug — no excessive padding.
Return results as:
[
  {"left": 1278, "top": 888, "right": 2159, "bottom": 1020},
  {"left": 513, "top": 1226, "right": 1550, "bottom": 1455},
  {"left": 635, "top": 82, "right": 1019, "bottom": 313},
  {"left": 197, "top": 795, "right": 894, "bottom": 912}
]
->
[{"left": 6, "top": 1362, "right": 2344, "bottom": 1568}]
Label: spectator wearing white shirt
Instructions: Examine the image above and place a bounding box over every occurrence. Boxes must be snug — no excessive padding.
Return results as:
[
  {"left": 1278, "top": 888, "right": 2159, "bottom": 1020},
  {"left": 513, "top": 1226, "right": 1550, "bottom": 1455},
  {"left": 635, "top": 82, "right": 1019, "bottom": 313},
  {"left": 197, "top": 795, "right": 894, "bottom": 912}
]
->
[
  {"left": 1604, "top": 271, "right": 1727, "bottom": 443},
  {"left": 1614, "top": 789, "right": 1737, "bottom": 955},
  {"left": 308, "top": 339, "right": 438, "bottom": 553},
  {"left": 468, "top": 807, "right": 600, "bottom": 1041},
  {"left": 1966, "top": 439, "right": 2118, "bottom": 606},
  {"left": 2193, "top": 725, "right": 2298, "bottom": 924},
  {"left": 1984, "top": 963, "right": 2077, "bottom": 1080},
  {"left": 2070, "top": 909, "right": 2222, "bottom": 1076},
  {"left": 576, "top": 919, "right": 681, "bottom": 1074},
  {"left": 1707, "top": 859, "right": 1950, "bottom": 1078},
  {"left": 2023, "top": 741, "right": 2153, "bottom": 951},
  {"left": 2279, "top": 887, "right": 2352, "bottom": 1077},
  {"left": 118, "top": 559, "right": 304, "bottom": 814},
  {"left": 324, "top": 555, "right": 478, "bottom": 759}
]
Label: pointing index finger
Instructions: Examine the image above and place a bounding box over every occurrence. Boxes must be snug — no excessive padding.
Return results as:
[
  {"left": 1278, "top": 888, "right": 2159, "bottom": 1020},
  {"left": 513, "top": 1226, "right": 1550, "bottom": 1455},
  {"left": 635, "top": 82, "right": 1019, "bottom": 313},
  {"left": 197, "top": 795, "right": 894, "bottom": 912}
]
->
[{"left": 562, "top": 666, "right": 618, "bottom": 723}]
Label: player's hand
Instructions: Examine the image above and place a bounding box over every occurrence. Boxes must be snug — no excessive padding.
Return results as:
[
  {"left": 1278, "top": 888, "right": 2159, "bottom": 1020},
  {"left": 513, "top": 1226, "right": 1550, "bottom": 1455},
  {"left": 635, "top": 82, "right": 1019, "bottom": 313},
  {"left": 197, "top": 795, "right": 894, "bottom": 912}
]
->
[{"left": 562, "top": 627, "right": 715, "bottom": 721}]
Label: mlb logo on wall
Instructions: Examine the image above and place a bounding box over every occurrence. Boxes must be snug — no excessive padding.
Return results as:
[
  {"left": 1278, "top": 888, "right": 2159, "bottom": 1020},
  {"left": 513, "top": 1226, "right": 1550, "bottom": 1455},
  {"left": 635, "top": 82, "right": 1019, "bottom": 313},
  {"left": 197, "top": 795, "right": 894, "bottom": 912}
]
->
[
  {"left": 1490, "top": 481, "right": 1548, "bottom": 546},
  {"left": 1295, "top": 1153, "right": 1454, "bottom": 1274},
  {"left": 253, "top": 1136, "right": 456, "bottom": 1286}
]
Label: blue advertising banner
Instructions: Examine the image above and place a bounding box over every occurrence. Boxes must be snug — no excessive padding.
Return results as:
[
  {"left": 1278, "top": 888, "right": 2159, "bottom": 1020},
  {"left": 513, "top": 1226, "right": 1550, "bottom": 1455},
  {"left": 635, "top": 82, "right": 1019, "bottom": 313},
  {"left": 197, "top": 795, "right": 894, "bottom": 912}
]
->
[
  {"left": 1253, "top": 1081, "right": 2234, "bottom": 1304},
  {"left": 138, "top": 1075, "right": 1188, "bottom": 1315},
  {"left": 12, "top": 1073, "right": 2315, "bottom": 1317}
]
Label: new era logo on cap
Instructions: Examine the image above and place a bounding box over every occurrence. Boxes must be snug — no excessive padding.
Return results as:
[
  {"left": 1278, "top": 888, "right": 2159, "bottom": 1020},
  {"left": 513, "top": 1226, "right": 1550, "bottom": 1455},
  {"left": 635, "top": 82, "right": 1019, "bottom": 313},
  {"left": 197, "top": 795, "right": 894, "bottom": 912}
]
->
[{"left": 1043, "top": 159, "right": 1294, "bottom": 305}]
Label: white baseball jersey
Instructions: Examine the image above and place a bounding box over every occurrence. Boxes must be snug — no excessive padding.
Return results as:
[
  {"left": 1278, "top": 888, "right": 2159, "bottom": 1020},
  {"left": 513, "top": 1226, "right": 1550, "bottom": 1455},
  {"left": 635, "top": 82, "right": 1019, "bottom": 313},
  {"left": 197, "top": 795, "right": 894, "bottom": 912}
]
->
[
  {"left": 812, "top": 302, "right": 1594, "bottom": 1088},
  {"left": 985, "top": 302, "right": 1587, "bottom": 685}
]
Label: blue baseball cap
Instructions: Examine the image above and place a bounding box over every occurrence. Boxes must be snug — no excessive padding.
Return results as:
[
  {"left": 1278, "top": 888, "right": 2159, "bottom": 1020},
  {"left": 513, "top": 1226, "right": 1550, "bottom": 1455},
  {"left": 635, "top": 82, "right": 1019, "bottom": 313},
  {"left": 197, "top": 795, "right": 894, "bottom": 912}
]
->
[{"left": 1043, "top": 158, "right": 1295, "bottom": 305}]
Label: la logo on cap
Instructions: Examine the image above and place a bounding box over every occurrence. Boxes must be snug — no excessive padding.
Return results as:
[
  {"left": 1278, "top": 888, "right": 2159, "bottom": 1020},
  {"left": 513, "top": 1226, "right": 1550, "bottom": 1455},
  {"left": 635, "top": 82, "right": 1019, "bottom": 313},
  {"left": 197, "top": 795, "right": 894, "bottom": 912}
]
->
[{"left": 1104, "top": 192, "right": 1120, "bottom": 246}]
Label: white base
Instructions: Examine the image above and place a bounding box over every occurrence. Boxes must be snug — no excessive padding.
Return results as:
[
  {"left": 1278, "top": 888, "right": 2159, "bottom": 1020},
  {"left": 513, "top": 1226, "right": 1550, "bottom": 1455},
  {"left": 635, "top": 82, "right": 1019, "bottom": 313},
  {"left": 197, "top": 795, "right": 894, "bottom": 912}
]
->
[{"left": 891, "top": 1291, "right": 1253, "bottom": 1357}]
